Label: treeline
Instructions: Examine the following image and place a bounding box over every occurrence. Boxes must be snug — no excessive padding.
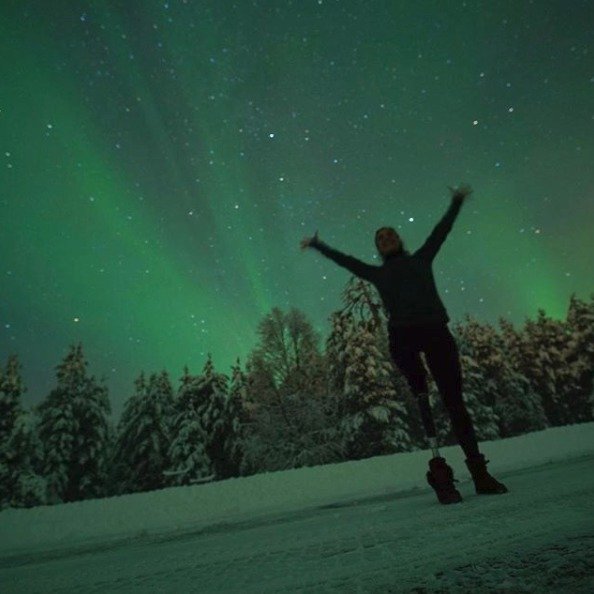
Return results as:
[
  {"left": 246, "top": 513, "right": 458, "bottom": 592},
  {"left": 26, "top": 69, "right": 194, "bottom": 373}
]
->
[{"left": 1, "top": 282, "right": 592, "bottom": 510}]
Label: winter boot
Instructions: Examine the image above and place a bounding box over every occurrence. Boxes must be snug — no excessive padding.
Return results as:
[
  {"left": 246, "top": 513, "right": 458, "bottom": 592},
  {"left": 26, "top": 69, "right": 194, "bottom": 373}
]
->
[
  {"left": 465, "top": 453, "right": 508, "bottom": 494},
  {"left": 426, "top": 456, "right": 463, "bottom": 504}
]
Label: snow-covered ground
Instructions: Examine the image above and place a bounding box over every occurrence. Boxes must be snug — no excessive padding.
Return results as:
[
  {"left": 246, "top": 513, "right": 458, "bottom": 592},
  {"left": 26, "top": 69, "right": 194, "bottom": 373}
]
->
[{"left": 1, "top": 423, "right": 593, "bottom": 592}]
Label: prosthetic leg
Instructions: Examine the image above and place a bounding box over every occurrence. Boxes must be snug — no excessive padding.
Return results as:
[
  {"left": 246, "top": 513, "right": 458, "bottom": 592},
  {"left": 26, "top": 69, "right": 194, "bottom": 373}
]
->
[{"left": 417, "top": 392, "right": 463, "bottom": 504}]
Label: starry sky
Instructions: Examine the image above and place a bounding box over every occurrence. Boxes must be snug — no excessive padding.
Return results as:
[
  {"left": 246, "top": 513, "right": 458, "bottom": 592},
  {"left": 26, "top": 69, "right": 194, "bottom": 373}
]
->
[{"left": 1, "top": 0, "right": 593, "bottom": 419}]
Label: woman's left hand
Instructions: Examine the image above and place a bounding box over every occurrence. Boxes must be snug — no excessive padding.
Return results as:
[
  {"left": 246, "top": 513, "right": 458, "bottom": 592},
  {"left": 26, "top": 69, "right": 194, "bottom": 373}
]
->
[{"left": 448, "top": 183, "right": 473, "bottom": 202}]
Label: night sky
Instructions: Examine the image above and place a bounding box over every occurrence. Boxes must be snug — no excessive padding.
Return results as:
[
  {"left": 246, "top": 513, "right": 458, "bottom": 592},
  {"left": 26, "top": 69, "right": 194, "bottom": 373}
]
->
[{"left": 2, "top": 1, "right": 593, "bottom": 419}]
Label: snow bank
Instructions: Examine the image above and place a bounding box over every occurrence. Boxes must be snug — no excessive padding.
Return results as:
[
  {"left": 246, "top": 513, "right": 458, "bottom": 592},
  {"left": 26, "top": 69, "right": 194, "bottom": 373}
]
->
[{"left": 1, "top": 422, "right": 593, "bottom": 558}]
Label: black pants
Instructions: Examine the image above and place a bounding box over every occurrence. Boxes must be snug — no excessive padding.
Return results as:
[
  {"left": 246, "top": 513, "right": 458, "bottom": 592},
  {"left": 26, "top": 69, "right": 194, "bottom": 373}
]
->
[{"left": 388, "top": 321, "right": 480, "bottom": 459}]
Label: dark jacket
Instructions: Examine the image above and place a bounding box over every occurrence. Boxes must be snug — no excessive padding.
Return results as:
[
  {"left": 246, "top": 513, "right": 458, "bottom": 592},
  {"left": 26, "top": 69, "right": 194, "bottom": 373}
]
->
[{"left": 311, "top": 198, "right": 463, "bottom": 328}]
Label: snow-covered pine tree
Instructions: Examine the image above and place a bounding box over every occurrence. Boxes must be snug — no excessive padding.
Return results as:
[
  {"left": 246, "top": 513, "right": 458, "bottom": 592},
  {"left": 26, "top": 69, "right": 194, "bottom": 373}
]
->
[
  {"left": 189, "top": 354, "right": 230, "bottom": 480},
  {"left": 458, "top": 354, "right": 501, "bottom": 441},
  {"left": 164, "top": 366, "right": 212, "bottom": 486},
  {"left": 178, "top": 364, "right": 193, "bottom": 394},
  {"left": 497, "top": 316, "right": 551, "bottom": 437},
  {"left": 154, "top": 369, "right": 176, "bottom": 434},
  {"left": 389, "top": 372, "right": 428, "bottom": 451},
  {"left": 74, "top": 375, "right": 111, "bottom": 501},
  {"left": 326, "top": 276, "right": 412, "bottom": 460},
  {"left": 324, "top": 309, "right": 372, "bottom": 424},
  {"left": 110, "top": 372, "right": 147, "bottom": 494},
  {"left": 0, "top": 355, "right": 47, "bottom": 508},
  {"left": 341, "top": 315, "right": 412, "bottom": 460},
  {"left": 518, "top": 309, "right": 579, "bottom": 426},
  {"left": 340, "top": 275, "right": 386, "bottom": 335},
  {"left": 0, "top": 354, "right": 23, "bottom": 449},
  {"left": 324, "top": 310, "right": 353, "bottom": 404},
  {"left": 36, "top": 343, "right": 111, "bottom": 503},
  {"left": 166, "top": 410, "right": 211, "bottom": 484},
  {"left": 453, "top": 317, "right": 504, "bottom": 409},
  {"left": 222, "top": 358, "right": 250, "bottom": 478},
  {"left": 339, "top": 275, "right": 394, "bottom": 396},
  {"left": 102, "top": 418, "right": 118, "bottom": 497},
  {"left": 450, "top": 327, "right": 500, "bottom": 442},
  {"left": 112, "top": 370, "right": 174, "bottom": 493},
  {"left": 455, "top": 316, "right": 547, "bottom": 438},
  {"left": 0, "top": 354, "right": 24, "bottom": 506},
  {"left": 36, "top": 382, "right": 76, "bottom": 503},
  {"left": 3, "top": 411, "right": 47, "bottom": 508},
  {"left": 565, "top": 293, "right": 594, "bottom": 422}
]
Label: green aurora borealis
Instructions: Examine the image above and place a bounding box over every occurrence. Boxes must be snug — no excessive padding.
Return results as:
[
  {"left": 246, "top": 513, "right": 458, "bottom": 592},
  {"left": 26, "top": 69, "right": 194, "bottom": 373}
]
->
[{"left": 1, "top": 1, "right": 593, "bottom": 418}]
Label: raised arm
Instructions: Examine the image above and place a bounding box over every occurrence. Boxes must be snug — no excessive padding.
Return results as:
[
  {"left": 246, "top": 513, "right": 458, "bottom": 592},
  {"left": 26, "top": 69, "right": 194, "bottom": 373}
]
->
[
  {"left": 302, "top": 233, "right": 378, "bottom": 283},
  {"left": 415, "top": 185, "right": 471, "bottom": 262}
]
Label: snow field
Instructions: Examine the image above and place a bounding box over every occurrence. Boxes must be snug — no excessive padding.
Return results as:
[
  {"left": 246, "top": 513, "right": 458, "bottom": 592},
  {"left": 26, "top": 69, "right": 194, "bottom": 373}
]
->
[{"left": 0, "top": 422, "right": 593, "bottom": 560}]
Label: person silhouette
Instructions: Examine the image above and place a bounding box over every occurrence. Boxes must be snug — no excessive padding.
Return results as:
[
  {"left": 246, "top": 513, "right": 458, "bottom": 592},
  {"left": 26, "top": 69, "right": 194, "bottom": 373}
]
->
[{"left": 301, "top": 184, "right": 508, "bottom": 504}]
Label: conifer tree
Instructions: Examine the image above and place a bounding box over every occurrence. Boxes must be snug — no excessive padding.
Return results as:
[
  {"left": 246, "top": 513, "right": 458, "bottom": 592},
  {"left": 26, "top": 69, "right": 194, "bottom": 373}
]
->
[
  {"left": 0, "top": 354, "right": 24, "bottom": 506},
  {"left": 327, "top": 277, "right": 412, "bottom": 459},
  {"left": 455, "top": 316, "right": 547, "bottom": 437},
  {"left": 36, "top": 382, "right": 77, "bottom": 503},
  {"left": 223, "top": 358, "right": 250, "bottom": 477},
  {"left": 341, "top": 316, "right": 412, "bottom": 459},
  {"left": 0, "top": 354, "right": 23, "bottom": 448},
  {"left": 565, "top": 293, "right": 594, "bottom": 422},
  {"left": 76, "top": 377, "right": 111, "bottom": 500},
  {"left": 165, "top": 366, "right": 212, "bottom": 486},
  {"left": 518, "top": 309, "right": 579, "bottom": 426},
  {"left": 36, "top": 343, "right": 111, "bottom": 502},
  {"left": 458, "top": 353, "right": 501, "bottom": 441},
  {"left": 451, "top": 328, "right": 500, "bottom": 441},
  {"left": 111, "top": 372, "right": 146, "bottom": 494},
  {"left": 3, "top": 411, "right": 47, "bottom": 508},
  {"left": 340, "top": 275, "right": 386, "bottom": 334},
  {"left": 346, "top": 274, "right": 425, "bottom": 448},
  {"left": 190, "top": 354, "right": 230, "bottom": 479},
  {"left": 112, "top": 370, "right": 174, "bottom": 493},
  {"left": 324, "top": 311, "right": 354, "bottom": 405},
  {"left": 166, "top": 410, "right": 212, "bottom": 486},
  {"left": 0, "top": 355, "right": 47, "bottom": 507}
]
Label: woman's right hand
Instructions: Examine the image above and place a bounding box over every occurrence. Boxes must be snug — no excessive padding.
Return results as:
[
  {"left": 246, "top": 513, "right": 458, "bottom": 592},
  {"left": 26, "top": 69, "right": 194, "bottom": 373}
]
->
[
  {"left": 448, "top": 183, "right": 473, "bottom": 203},
  {"left": 300, "top": 230, "right": 319, "bottom": 250}
]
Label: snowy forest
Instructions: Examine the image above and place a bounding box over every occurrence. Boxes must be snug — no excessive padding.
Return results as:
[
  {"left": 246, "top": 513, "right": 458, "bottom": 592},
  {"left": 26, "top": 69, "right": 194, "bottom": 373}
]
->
[{"left": 1, "top": 280, "right": 592, "bottom": 510}]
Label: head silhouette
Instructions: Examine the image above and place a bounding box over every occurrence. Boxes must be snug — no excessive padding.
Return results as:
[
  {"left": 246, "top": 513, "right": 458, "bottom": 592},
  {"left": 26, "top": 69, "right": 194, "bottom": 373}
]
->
[{"left": 375, "top": 226, "right": 407, "bottom": 261}]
